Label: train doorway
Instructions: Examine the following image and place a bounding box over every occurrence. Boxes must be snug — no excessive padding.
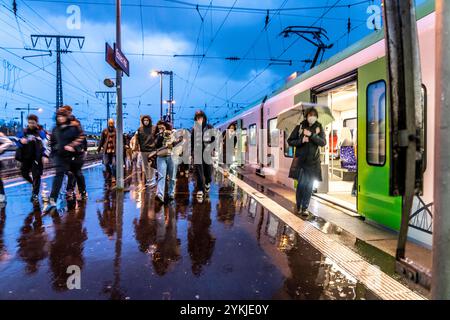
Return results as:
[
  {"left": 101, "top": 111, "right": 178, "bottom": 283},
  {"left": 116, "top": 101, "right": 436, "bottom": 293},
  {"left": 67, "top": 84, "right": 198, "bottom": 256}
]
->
[{"left": 314, "top": 81, "right": 358, "bottom": 211}]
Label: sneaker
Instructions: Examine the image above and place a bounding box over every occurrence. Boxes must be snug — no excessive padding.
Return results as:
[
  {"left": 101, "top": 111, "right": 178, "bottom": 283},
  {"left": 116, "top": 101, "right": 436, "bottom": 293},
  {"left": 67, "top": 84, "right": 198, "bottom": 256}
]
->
[
  {"left": 299, "top": 208, "right": 309, "bottom": 217},
  {"left": 0, "top": 194, "right": 6, "bottom": 205},
  {"left": 168, "top": 193, "right": 175, "bottom": 201},
  {"left": 196, "top": 191, "right": 204, "bottom": 198},
  {"left": 80, "top": 191, "right": 88, "bottom": 200},
  {"left": 30, "top": 194, "right": 39, "bottom": 203},
  {"left": 205, "top": 183, "right": 211, "bottom": 193}
]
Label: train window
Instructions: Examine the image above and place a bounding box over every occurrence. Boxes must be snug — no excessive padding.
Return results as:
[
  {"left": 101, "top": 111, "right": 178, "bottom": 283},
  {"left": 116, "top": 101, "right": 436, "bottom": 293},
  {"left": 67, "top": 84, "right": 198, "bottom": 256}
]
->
[
  {"left": 249, "top": 124, "right": 257, "bottom": 146},
  {"left": 241, "top": 129, "right": 247, "bottom": 152},
  {"left": 366, "top": 80, "right": 386, "bottom": 166},
  {"left": 267, "top": 118, "right": 279, "bottom": 147},
  {"left": 284, "top": 131, "right": 294, "bottom": 158}
]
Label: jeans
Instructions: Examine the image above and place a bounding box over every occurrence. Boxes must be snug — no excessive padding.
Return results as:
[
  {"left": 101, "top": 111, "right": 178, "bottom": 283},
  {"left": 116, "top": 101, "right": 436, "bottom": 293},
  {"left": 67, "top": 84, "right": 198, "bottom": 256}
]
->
[
  {"left": 156, "top": 156, "right": 177, "bottom": 199},
  {"left": 194, "top": 163, "right": 212, "bottom": 192},
  {"left": 103, "top": 153, "right": 116, "bottom": 179},
  {"left": 20, "top": 159, "right": 43, "bottom": 196},
  {"left": 141, "top": 152, "right": 155, "bottom": 182},
  {"left": 296, "top": 168, "right": 315, "bottom": 210},
  {"left": 50, "top": 156, "right": 86, "bottom": 200}
]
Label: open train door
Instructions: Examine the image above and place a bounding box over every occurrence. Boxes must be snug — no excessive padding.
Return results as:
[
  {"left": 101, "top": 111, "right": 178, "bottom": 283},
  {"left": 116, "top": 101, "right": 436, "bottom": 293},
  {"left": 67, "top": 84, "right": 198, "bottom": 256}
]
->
[{"left": 357, "top": 58, "right": 403, "bottom": 231}]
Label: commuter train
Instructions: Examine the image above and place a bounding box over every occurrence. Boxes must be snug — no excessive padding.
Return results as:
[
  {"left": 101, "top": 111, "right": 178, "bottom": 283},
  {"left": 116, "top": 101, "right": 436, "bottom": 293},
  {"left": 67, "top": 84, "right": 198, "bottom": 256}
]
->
[{"left": 217, "top": 0, "right": 435, "bottom": 246}]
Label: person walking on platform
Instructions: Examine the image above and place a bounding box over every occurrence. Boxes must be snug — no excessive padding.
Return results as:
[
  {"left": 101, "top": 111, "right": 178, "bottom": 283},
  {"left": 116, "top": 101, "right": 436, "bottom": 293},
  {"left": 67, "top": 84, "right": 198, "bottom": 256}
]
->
[
  {"left": 98, "top": 119, "right": 117, "bottom": 184},
  {"left": 191, "top": 110, "right": 215, "bottom": 199},
  {"left": 0, "top": 132, "right": 13, "bottom": 206},
  {"left": 15, "top": 114, "right": 49, "bottom": 203},
  {"left": 287, "top": 108, "right": 326, "bottom": 216},
  {"left": 134, "top": 115, "right": 157, "bottom": 186},
  {"left": 155, "top": 120, "right": 180, "bottom": 202},
  {"left": 61, "top": 105, "right": 87, "bottom": 200},
  {"left": 46, "top": 108, "right": 87, "bottom": 210}
]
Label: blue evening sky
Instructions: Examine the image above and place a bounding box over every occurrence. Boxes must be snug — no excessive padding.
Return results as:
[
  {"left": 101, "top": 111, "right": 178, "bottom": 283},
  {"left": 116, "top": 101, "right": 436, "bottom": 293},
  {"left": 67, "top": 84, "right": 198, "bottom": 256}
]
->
[{"left": 0, "top": 0, "right": 428, "bottom": 131}]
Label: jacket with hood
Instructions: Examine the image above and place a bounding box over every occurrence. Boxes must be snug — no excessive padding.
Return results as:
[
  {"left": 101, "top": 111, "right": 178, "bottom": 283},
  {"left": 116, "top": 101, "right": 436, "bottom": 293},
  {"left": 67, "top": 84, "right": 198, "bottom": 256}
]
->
[
  {"left": 50, "top": 120, "right": 85, "bottom": 159},
  {"left": 135, "top": 115, "right": 156, "bottom": 152},
  {"left": 16, "top": 126, "right": 49, "bottom": 161},
  {"left": 190, "top": 111, "right": 215, "bottom": 154}
]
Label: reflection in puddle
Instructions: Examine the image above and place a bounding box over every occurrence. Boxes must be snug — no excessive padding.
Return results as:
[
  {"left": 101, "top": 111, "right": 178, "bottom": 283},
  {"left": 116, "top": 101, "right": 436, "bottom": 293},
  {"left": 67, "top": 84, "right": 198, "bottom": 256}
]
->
[{"left": 0, "top": 166, "right": 377, "bottom": 300}]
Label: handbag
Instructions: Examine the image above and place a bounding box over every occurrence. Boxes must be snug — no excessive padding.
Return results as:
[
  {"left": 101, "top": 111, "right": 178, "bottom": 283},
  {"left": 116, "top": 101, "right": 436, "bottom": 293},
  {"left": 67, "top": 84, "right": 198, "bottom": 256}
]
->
[{"left": 288, "top": 155, "right": 301, "bottom": 179}]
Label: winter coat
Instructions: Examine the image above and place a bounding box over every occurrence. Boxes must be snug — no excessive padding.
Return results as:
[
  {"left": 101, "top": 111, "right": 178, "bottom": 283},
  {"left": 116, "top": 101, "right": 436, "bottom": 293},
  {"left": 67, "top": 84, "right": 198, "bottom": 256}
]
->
[
  {"left": 287, "top": 120, "right": 326, "bottom": 181},
  {"left": 98, "top": 127, "right": 116, "bottom": 154},
  {"left": 50, "top": 121, "right": 85, "bottom": 159},
  {"left": 135, "top": 116, "right": 156, "bottom": 152},
  {"left": 16, "top": 127, "right": 49, "bottom": 161}
]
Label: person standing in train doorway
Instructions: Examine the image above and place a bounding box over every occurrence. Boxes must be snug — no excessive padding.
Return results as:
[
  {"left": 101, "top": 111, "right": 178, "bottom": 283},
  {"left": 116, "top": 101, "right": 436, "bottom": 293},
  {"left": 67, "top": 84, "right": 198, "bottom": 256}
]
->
[
  {"left": 287, "top": 108, "right": 326, "bottom": 216},
  {"left": 191, "top": 110, "right": 215, "bottom": 199}
]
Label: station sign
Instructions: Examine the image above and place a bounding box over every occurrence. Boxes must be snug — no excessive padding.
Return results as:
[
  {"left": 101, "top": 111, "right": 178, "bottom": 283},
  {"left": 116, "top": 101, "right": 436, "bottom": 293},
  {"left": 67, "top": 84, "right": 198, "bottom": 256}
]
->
[
  {"left": 105, "top": 42, "right": 130, "bottom": 77},
  {"left": 114, "top": 43, "right": 129, "bottom": 77}
]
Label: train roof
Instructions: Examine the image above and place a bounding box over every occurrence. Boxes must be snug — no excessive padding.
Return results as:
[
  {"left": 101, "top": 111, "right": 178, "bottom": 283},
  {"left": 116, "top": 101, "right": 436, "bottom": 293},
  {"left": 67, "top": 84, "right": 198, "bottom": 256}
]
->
[{"left": 219, "top": 0, "right": 435, "bottom": 126}]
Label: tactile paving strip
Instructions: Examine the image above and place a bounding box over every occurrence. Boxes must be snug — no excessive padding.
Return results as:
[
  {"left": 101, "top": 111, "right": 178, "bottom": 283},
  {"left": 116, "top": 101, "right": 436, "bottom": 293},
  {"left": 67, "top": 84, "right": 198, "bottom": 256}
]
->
[{"left": 220, "top": 168, "right": 426, "bottom": 300}]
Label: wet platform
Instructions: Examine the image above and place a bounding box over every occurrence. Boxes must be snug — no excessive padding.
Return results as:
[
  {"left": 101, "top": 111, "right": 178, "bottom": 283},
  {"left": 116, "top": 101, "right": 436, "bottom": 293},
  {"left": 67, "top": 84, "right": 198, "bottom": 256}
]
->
[
  {"left": 233, "top": 166, "right": 433, "bottom": 275},
  {"left": 0, "top": 164, "right": 423, "bottom": 300}
]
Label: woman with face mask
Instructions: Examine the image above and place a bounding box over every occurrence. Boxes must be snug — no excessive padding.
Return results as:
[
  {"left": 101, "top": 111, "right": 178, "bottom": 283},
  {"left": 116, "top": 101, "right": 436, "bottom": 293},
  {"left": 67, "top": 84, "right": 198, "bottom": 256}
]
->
[{"left": 287, "top": 108, "right": 326, "bottom": 216}]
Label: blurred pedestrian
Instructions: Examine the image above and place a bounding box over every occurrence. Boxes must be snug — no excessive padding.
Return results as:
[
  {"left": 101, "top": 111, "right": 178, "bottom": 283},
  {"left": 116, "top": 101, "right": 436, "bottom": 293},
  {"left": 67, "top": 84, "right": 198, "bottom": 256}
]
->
[
  {"left": 98, "top": 119, "right": 117, "bottom": 184},
  {"left": 46, "top": 108, "right": 87, "bottom": 210},
  {"left": 61, "top": 105, "right": 87, "bottom": 200},
  {"left": 134, "top": 115, "right": 157, "bottom": 186},
  {"left": 0, "top": 132, "right": 13, "bottom": 205},
  {"left": 155, "top": 120, "right": 179, "bottom": 202},
  {"left": 191, "top": 110, "right": 215, "bottom": 198},
  {"left": 15, "top": 114, "right": 49, "bottom": 203}
]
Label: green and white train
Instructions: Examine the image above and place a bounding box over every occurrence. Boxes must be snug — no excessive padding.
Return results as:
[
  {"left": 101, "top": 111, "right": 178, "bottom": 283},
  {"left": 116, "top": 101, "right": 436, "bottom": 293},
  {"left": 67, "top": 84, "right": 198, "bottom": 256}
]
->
[{"left": 217, "top": 0, "right": 435, "bottom": 246}]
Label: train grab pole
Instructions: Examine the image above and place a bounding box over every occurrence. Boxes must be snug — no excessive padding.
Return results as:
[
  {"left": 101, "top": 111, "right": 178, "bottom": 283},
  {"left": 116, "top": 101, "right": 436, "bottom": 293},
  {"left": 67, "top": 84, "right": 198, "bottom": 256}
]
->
[{"left": 432, "top": 0, "right": 450, "bottom": 300}]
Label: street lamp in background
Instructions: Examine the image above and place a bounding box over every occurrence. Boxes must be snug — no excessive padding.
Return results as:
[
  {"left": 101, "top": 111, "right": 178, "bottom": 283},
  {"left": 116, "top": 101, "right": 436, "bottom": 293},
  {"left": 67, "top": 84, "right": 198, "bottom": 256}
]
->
[
  {"left": 151, "top": 70, "right": 173, "bottom": 120},
  {"left": 15, "top": 105, "right": 43, "bottom": 130}
]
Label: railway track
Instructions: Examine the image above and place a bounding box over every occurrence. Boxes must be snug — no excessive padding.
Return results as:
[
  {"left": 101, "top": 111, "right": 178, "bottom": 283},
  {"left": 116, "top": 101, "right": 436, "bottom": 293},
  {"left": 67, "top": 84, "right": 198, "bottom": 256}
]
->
[{"left": 0, "top": 153, "right": 102, "bottom": 179}]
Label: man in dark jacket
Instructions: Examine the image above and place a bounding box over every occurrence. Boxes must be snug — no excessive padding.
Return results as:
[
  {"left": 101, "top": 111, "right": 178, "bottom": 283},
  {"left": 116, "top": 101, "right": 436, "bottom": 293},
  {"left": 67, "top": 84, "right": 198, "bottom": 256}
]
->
[
  {"left": 61, "top": 105, "right": 87, "bottom": 200},
  {"left": 16, "top": 114, "right": 50, "bottom": 203},
  {"left": 288, "top": 108, "right": 326, "bottom": 216},
  {"left": 191, "top": 110, "right": 215, "bottom": 198},
  {"left": 98, "top": 119, "right": 117, "bottom": 183},
  {"left": 46, "top": 108, "right": 87, "bottom": 210},
  {"left": 134, "top": 115, "right": 156, "bottom": 186}
]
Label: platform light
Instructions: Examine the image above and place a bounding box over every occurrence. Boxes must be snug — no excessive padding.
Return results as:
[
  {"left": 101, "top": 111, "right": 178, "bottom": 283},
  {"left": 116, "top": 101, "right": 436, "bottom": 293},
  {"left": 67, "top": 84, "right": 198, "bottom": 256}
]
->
[{"left": 150, "top": 70, "right": 159, "bottom": 77}]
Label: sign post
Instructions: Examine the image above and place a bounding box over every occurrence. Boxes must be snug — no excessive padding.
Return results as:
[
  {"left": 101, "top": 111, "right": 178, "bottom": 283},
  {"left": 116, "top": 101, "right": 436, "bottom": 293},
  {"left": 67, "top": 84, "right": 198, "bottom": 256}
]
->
[{"left": 104, "top": 0, "right": 129, "bottom": 190}]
